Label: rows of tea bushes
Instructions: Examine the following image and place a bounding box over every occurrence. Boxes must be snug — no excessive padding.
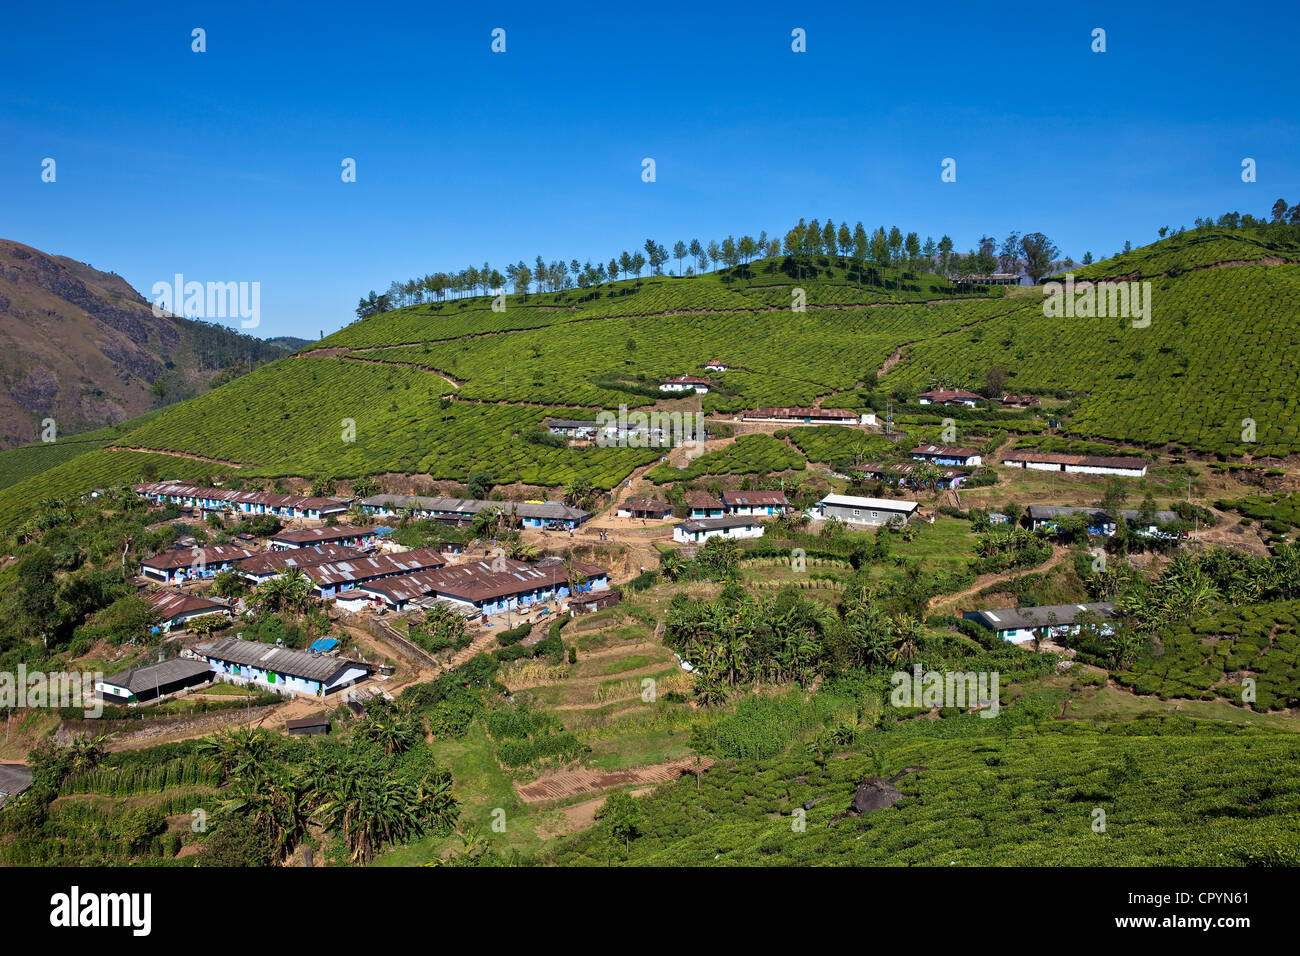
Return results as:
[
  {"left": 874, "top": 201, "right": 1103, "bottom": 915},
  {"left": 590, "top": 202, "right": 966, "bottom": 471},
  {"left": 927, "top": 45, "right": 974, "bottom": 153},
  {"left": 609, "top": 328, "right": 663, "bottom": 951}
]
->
[
  {"left": 355, "top": 299, "right": 1016, "bottom": 412},
  {"left": 647, "top": 433, "right": 805, "bottom": 484},
  {"left": 1215, "top": 492, "right": 1300, "bottom": 531},
  {"left": 884, "top": 264, "right": 1300, "bottom": 456},
  {"left": 550, "top": 717, "right": 1300, "bottom": 866},
  {"left": 1113, "top": 600, "right": 1300, "bottom": 711},
  {"left": 0, "top": 449, "right": 233, "bottom": 533},
  {"left": 110, "top": 358, "right": 661, "bottom": 489}
]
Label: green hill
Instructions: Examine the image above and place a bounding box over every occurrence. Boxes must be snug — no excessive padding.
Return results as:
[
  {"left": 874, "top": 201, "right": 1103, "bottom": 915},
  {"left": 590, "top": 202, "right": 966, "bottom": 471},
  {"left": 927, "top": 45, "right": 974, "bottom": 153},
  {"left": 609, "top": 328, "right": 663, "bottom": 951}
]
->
[
  {"left": 1, "top": 224, "right": 1297, "bottom": 530},
  {"left": 550, "top": 716, "right": 1300, "bottom": 866}
]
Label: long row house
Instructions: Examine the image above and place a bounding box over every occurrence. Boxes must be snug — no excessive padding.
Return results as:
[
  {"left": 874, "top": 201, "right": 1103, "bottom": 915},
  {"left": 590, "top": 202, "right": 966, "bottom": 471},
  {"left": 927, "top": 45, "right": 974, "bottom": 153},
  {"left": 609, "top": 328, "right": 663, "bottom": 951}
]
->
[
  {"left": 358, "top": 556, "right": 610, "bottom": 613},
  {"left": 674, "top": 490, "right": 791, "bottom": 543},
  {"left": 135, "top": 482, "right": 351, "bottom": 519},
  {"left": 359, "top": 494, "right": 589, "bottom": 531}
]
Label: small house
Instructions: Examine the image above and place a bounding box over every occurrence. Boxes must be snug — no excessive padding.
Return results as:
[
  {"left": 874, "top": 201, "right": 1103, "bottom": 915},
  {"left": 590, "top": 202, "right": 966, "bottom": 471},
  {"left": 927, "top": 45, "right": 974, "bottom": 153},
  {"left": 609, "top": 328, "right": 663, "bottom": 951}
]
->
[
  {"left": 96, "top": 658, "right": 213, "bottom": 704},
  {"left": 145, "top": 590, "right": 233, "bottom": 633},
  {"left": 673, "top": 516, "right": 765, "bottom": 543},
  {"left": 616, "top": 497, "right": 673, "bottom": 519},
  {"left": 685, "top": 492, "right": 726, "bottom": 519},
  {"left": 659, "top": 375, "right": 711, "bottom": 394},
  {"left": 910, "top": 444, "right": 983, "bottom": 468},
  {"left": 569, "top": 590, "right": 621, "bottom": 615},
  {"left": 963, "top": 603, "right": 1117, "bottom": 644},
  {"left": 286, "top": 716, "right": 332, "bottom": 737},
  {"left": 917, "top": 388, "right": 982, "bottom": 408},
  {"left": 813, "top": 494, "right": 918, "bottom": 527}
]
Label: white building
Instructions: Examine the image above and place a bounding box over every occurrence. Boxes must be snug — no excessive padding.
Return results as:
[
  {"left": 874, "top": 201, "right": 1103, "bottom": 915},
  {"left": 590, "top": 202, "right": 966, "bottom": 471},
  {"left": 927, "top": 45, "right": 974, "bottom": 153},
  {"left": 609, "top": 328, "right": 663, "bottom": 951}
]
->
[
  {"left": 660, "top": 375, "right": 712, "bottom": 393},
  {"left": 673, "top": 516, "right": 765, "bottom": 543},
  {"left": 813, "top": 494, "right": 918, "bottom": 527},
  {"left": 1002, "top": 452, "right": 1147, "bottom": 478},
  {"left": 963, "top": 603, "right": 1117, "bottom": 643}
]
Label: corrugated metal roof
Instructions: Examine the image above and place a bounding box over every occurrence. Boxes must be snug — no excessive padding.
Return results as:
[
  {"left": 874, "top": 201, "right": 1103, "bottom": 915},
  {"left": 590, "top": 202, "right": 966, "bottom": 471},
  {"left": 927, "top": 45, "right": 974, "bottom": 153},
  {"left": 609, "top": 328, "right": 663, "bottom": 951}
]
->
[
  {"left": 205, "top": 638, "right": 360, "bottom": 683},
  {"left": 141, "top": 545, "right": 253, "bottom": 571},
  {"left": 360, "top": 494, "right": 588, "bottom": 522},
  {"left": 102, "top": 658, "right": 212, "bottom": 694},
  {"left": 305, "top": 547, "right": 445, "bottom": 587},
  {"left": 145, "top": 590, "right": 231, "bottom": 620},
  {"left": 271, "top": 525, "right": 372, "bottom": 545},
  {"left": 819, "top": 494, "right": 918, "bottom": 512},
  {"left": 678, "top": 516, "right": 764, "bottom": 532},
  {"left": 970, "top": 602, "right": 1116, "bottom": 632},
  {"left": 134, "top": 482, "right": 350, "bottom": 512}
]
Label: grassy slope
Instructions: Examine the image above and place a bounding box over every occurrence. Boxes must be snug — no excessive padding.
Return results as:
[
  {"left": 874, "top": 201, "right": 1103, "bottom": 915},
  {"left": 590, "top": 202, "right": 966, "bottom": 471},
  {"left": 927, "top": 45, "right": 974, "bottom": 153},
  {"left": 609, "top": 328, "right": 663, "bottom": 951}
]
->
[
  {"left": 550, "top": 718, "right": 1300, "bottom": 866},
  {"left": 5, "top": 227, "right": 1297, "bottom": 526}
]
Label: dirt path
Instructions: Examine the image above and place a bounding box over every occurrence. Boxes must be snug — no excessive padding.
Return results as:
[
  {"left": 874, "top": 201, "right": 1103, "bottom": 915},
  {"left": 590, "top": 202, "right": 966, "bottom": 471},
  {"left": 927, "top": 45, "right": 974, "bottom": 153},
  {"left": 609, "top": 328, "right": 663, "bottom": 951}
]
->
[
  {"left": 877, "top": 344, "right": 907, "bottom": 377},
  {"left": 105, "top": 446, "right": 245, "bottom": 468},
  {"left": 927, "top": 547, "right": 1069, "bottom": 615},
  {"left": 515, "top": 756, "right": 714, "bottom": 803},
  {"left": 339, "top": 355, "right": 465, "bottom": 388},
  {"left": 558, "top": 785, "right": 656, "bottom": 830}
]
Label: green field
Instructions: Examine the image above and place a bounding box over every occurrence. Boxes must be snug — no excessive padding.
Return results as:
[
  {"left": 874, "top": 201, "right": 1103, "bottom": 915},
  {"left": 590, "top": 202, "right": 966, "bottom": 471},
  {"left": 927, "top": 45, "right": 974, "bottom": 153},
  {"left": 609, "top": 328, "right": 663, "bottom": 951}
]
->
[{"left": 1, "top": 226, "right": 1296, "bottom": 522}]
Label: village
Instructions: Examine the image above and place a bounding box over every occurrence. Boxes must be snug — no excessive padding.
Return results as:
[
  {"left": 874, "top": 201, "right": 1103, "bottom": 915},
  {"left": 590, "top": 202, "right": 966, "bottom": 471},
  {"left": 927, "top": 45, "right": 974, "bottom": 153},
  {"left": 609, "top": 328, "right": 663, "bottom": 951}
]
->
[{"left": 83, "top": 374, "right": 1202, "bottom": 725}]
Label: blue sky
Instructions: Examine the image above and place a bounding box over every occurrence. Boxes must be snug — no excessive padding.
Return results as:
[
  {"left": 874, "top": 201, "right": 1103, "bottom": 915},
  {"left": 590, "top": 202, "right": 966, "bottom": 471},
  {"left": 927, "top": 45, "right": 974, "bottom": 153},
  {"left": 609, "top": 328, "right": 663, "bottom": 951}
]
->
[{"left": 2, "top": 0, "right": 1297, "bottom": 340}]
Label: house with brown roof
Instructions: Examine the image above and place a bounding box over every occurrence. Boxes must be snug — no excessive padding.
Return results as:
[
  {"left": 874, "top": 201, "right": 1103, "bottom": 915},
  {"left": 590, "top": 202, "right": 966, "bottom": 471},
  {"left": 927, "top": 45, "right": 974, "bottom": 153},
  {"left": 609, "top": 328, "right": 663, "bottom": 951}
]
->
[
  {"left": 269, "top": 524, "right": 378, "bottom": 551},
  {"left": 720, "top": 490, "right": 788, "bottom": 516},
  {"left": 359, "top": 557, "right": 610, "bottom": 614},
  {"left": 235, "top": 544, "right": 365, "bottom": 584},
  {"left": 685, "top": 491, "right": 725, "bottom": 518},
  {"left": 140, "top": 545, "right": 254, "bottom": 583},
  {"left": 910, "top": 444, "right": 983, "bottom": 467},
  {"left": 1003, "top": 451, "right": 1147, "bottom": 477},
  {"left": 304, "top": 547, "right": 447, "bottom": 598},
  {"left": 917, "top": 388, "right": 983, "bottom": 408},
  {"left": 616, "top": 497, "right": 673, "bottom": 519},
  {"left": 145, "top": 590, "right": 233, "bottom": 632}
]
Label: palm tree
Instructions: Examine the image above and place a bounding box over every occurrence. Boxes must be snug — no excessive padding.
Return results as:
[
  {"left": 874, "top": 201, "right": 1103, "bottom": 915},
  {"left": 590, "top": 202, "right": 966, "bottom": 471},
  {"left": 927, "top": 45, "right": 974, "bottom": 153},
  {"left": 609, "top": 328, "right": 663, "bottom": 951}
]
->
[{"left": 257, "top": 568, "right": 313, "bottom": 616}]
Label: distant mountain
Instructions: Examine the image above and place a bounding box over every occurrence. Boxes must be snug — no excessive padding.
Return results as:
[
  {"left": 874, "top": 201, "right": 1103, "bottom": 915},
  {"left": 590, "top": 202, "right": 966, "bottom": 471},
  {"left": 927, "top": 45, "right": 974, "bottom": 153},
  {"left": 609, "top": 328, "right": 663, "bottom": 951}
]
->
[{"left": 0, "top": 240, "right": 300, "bottom": 448}]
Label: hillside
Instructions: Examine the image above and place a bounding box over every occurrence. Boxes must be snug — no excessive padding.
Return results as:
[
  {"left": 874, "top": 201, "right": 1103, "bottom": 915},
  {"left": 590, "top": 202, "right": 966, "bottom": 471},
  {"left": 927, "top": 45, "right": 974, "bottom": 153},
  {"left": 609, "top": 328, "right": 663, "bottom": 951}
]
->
[
  {"left": 0, "top": 240, "right": 304, "bottom": 448},
  {"left": 1, "top": 225, "right": 1297, "bottom": 531}
]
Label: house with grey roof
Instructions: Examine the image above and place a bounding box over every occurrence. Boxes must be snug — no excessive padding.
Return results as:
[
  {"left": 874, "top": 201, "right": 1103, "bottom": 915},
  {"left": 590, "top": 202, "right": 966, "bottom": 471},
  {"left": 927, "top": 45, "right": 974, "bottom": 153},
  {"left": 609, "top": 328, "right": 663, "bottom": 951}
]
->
[
  {"left": 359, "top": 494, "right": 589, "bottom": 530},
  {"left": 204, "top": 637, "right": 370, "bottom": 697},
  {"left": 0, "top": 765, "right": 33, "bottom": 808},
  {"left": 673, "top": 516, "right": 765, "bottom": 544},
  {"left": 96, "top": 658, "right": 213, "bottom": 704},
  {"left": 963, "top": 602, "right": 1117, "bottom": 643}
]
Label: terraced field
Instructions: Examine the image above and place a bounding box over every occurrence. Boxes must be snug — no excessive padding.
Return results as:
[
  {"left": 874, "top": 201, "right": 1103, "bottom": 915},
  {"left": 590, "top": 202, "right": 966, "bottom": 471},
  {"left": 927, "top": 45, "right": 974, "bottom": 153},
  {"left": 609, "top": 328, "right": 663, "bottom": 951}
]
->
[
  {"left": 2, "top": 225, "right": 1297, "bottom": 529},
  {"left": 886, "top": 264, "right": 1300, "bottom": 456}
]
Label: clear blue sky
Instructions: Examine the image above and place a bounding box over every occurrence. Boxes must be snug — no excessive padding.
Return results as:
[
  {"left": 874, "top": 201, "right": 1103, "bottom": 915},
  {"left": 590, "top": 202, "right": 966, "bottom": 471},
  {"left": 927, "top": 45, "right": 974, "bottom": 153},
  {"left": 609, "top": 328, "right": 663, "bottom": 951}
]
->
[{"left": 3, "top": 0, "right": 1296, "bottom": 340}]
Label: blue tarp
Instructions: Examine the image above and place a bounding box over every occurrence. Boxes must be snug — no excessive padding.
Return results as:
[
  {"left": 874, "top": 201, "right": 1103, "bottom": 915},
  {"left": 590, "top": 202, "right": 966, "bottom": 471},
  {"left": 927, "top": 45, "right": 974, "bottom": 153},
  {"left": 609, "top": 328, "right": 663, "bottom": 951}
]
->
[{"left": 310, "top": 637, "right": 339, "bottom": 653}]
